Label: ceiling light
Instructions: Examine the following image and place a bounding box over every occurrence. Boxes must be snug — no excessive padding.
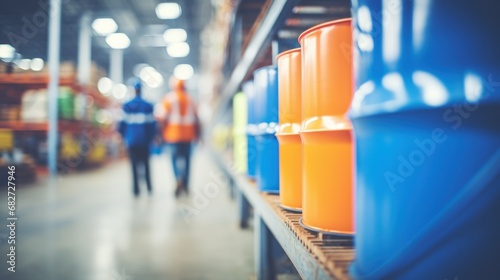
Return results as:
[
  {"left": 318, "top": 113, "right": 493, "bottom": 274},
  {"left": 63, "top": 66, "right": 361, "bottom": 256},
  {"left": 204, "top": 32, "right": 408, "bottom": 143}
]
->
[
  {"left": 0, "top": 44, "right": 15, "bottom": 60},
  {"left": 17, "top": 59, "right": 31, "bottom": 70},
  {"left": 286, "top": 18, "right": 326, "bottom": 27},
  {"left": 293, "top": 6, "right": 328, "bottom": 14},
  {"left": 173, "top": 64, "right": 193, "bottom": 80},
  {"left": 112, "top": 84, "right": 128, "bottom": 99},
  {"left": 98, "top": 77, "right": 114, "bottom": 95},
  {"left": 163, "top": 28, "right": 187, "bottom": 44},
  {"left": 30, "top": 58, "right": 44, "bottom": 71},
  {"left": 156, "top": 3, "right": 182, "bottom": 19},
  {"left": 106, "top": 33, "right": 131, "bottom": 49},
  {"left": 139, "top": 66, "right": 164, "bottom": 88},
  {"left": 167, "top": 42, "right": 190, "bottom": 57},
  {"left": 92, "top": 18, "right": 118, "bottom": 36}
]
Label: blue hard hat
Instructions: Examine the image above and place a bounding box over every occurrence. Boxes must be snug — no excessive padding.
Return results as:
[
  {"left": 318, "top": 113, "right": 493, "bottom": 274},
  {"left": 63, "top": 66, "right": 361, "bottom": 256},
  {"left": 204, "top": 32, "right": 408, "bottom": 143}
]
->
[
  {"left": 133, "top": 80, "right": 141, "bottom": 90},
  {"left": 128, "top": 77, "right": 141, "bottom": 90}
]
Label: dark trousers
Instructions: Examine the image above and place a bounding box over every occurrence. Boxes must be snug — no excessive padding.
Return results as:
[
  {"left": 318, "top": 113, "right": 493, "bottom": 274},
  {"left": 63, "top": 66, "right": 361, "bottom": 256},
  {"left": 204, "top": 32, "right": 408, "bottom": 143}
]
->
[
  {"left": 128, "top": 146, "right": 152, "bottom": 196},
  {"left": 169, "top": 142, "right": 192, "bottom": 189}
]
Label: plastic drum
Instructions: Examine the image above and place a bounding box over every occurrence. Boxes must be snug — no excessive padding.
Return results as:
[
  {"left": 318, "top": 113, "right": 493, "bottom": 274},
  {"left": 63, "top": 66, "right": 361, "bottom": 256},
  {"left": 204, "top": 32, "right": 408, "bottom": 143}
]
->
[
  {"left": 253, "top": 66, "right": 280, "bottom": 193},
  {"left": 276, "top": 48, "right": 303, "bottom": 211},
  {"left": 299, "top": 19, "right": 354, "bottom": 235},
  {"left": 233, "top": 92, "right": 247, "bottom": 174},
  {"left": 244, "top": 81, "right": 258, "bottom": 179},
  {"left": 350, "top": 1, "right": 500, "bottom": 279}
]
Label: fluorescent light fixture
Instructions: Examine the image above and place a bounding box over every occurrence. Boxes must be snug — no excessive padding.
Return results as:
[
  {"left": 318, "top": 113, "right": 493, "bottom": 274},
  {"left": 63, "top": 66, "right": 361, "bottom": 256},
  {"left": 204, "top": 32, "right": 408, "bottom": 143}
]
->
[
  {"left": 97, "top": 77, "right": 114, "bottom": 95},
  {"left": 0, "top": 44, "right": 15, "bottom": 60},
  {"left": 92, "top": 18, "right": 118, "bottom": 36},
  {"left": 156, "top": 3, "right": 182, "bottom": 19},
  {"left": 286, "top": 18, "right": 326, "bottom": 27},
  {"left": 139, "top": 66, "right": 164, "bottom": 88},
  {"left": 293, "top": 6, "right": 328, "bottom": 14},
  {"left": 167, "top": 42, "right": 190, "bottom": 57},
  {"left": 277, "top": 30, "right": 301, "bottom": 39},
  {"left": 30, "top": 58, "right": 44, "bottom": 71},
  {"left": 112, "top": 84, "right": 128, "bottom": 99},
  {"left": 173, "top": 64, "right": 193, "bottom": 80},
  {"left": 106, "top": 33, "right": 131, "bottom": 49},
  {"left": 163, "top": 28, "right": 187, "bottom": 44},
  {"left": 17, "top": 59, "right": 31, "bottom": 70}
]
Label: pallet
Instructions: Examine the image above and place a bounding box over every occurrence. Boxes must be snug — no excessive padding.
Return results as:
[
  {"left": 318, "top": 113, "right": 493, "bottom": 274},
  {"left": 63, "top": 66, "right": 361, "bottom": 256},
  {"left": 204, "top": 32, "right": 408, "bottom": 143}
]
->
[{"left": 262, "top": 193, "right": 355, "bottom": 280}]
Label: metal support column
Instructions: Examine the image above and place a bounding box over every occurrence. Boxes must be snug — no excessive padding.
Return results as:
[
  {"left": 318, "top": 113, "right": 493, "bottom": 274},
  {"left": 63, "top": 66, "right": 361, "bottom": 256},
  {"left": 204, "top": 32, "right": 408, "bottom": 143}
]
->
[
  {"left": 77, "top": 12, "right": 92, "bottom": 85},
  {"left": 110, "top": 48, "right": 123, "bottom": 84},
  {"left": 239, "top": 189, "right": 250, "bottom": 228},
  {"left": 255, "top": 213, "right": 276, "bottom": 280},
  {"left": 271, "top": 40, "right": 279, "bottom": 66},
  {"left": 47, "top": 0, "right": 62, "bottom": 175}
]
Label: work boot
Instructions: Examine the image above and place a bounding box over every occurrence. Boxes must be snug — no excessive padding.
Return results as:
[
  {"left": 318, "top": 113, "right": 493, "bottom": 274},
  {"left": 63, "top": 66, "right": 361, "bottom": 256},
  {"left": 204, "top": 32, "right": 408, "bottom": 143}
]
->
[{"left": 174, "top": 180, "right": 184, "bottom": 198}]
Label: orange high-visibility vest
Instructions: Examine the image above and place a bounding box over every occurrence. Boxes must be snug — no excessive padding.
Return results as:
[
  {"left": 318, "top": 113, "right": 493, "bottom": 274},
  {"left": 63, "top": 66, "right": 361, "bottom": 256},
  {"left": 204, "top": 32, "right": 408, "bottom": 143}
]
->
[{"left": 162, "top": 91, "right": 198, "bottom": 143}]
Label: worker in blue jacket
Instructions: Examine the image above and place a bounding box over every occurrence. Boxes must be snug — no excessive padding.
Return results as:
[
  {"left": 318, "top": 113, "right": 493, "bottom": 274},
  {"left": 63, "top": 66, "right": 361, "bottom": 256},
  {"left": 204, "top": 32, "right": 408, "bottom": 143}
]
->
[{"left": 118, "top": 80, "right": 157, "bottom": 197}]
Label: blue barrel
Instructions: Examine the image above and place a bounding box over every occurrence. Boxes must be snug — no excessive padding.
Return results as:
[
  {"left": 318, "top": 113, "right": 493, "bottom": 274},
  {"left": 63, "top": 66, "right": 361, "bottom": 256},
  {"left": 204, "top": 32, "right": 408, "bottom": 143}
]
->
[
  {"left": 244, "top": 81, "right": 258, "bottom": 179},
  {"left": 350, "top": 1, "right": 500, "bottom": 279},
  {"left": 253, "top": 66, "right": 280, "bottom": 193}
]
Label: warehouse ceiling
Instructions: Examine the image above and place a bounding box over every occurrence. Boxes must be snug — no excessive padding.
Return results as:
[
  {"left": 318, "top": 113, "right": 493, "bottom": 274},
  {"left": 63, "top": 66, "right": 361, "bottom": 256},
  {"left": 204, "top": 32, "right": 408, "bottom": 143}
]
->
[
  {"left": 0, "top": 0, "right": 214, "bottom": 80},
  {"left": 0, "top": 0, "right": 351, "bottom": 98},
  {"left": 223, "top": 0, "right": 351, "bottom": 82}
]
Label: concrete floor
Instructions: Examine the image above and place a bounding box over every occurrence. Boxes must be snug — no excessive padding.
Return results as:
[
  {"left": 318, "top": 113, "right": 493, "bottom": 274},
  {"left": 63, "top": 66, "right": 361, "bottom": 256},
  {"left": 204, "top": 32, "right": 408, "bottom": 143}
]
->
[{"left": 0, "top": 147, "right": 254, "bottom": 280}]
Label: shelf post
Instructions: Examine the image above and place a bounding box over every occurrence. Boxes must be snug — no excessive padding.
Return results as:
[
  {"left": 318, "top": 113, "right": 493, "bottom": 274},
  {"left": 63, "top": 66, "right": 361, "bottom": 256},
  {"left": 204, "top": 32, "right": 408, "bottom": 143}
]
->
[
  {"left": 77, "top": 12, "right": 92, "bottom": 86},
  {"left": 47, "top": 0, "right": 62, "bottom": 176},
  {"left": 255, "top": 213, "right": 276, "bottom": 280},
  {"left": 272, "top": 40, "right": 279, "bottom": 66},
  {"left": 238, "top": 189, "right": 250, "bottom": 228},
  {"left": 110, "top": 49, "right": 123, "bottom": 85}
]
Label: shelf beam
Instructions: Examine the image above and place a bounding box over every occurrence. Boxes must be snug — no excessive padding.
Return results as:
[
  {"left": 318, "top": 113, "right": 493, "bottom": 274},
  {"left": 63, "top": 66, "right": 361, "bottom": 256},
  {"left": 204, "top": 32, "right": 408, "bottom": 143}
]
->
[
  {"left": 213, "top": 0, "right": 300, "bottom": 125},
  {"left": 210, "top": 148, "right": 334, "bottom": 280}
]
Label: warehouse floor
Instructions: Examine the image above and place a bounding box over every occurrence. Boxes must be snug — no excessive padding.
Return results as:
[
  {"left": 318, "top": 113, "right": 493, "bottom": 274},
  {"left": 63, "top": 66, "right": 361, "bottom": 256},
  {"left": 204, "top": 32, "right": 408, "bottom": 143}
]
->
[{"left": 0, "top": 147, "right": 255, "bottom": 280}]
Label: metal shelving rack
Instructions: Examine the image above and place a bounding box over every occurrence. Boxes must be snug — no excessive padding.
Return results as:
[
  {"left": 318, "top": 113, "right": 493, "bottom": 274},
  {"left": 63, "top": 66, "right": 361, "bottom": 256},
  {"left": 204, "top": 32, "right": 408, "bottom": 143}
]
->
[{"left": 211, "top": 1, "right": 353, "bottom": 279}]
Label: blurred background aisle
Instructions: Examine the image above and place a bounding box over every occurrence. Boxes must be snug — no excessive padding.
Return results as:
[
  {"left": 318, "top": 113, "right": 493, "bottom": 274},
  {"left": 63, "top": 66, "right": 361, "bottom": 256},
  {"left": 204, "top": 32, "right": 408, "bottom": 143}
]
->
[{"left": 0, "top": 147, "right": 254, "bottom": 280}]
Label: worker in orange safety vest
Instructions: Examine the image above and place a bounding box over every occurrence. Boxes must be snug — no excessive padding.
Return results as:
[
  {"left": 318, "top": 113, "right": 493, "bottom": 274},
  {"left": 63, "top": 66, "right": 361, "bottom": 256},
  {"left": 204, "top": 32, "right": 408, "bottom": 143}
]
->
[{"left": 160, "top": 77, "right": 201, "bottom": 197}]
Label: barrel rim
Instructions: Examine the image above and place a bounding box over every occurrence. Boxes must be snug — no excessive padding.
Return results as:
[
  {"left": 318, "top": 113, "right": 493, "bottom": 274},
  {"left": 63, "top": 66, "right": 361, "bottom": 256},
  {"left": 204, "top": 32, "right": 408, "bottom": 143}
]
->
[
  {"left": 298, "top": 18, "right": 352, "bottom": 43},
  {"left": 276, "top": 47, "right": 301, "bottom": 61}
]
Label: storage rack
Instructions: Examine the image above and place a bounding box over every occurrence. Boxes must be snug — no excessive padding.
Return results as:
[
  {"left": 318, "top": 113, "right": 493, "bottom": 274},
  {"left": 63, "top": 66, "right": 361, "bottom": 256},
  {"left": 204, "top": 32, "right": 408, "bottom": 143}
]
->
[
  {"left": 0, "top": 72, "right": 115, "bottom": 177},
  {"left": 0, "top": 73, "right": 113, "bottom": 132},
  {"left": 212, "top": 0, "right": 353, "bottom": 279},
  {"left": 211, "top": 149, "right": 354, "bottom": 280}
]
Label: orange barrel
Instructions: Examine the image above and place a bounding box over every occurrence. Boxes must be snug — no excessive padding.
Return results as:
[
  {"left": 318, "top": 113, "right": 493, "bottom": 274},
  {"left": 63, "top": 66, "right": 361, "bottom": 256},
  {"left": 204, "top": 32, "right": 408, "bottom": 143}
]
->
[
  {"left": 299, "top": 18, "right": 354, "bottom": 235},
  {"left": 276, "top": 48, "right": 302, "bottom": 212}
]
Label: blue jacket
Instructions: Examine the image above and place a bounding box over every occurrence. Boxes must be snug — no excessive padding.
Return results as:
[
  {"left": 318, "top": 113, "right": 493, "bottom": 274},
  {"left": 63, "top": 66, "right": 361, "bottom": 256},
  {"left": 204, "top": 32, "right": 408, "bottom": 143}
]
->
[{"left": 118, "top": 97, "right": 156, "bottom": 148}]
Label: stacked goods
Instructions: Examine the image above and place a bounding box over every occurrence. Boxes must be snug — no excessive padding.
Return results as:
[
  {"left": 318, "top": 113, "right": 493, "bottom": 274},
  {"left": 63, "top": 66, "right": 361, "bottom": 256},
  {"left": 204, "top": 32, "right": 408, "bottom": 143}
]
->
[
  {"left": 73, "top": 94, "right": 87, "bottom": 121},
  {"left": 60, "top": 133, "right": 80, "bottom": 163},
  {"left": 232, "top": 92, "right": 247, "bottom": 174},
  {"left": 0, "top": 105, "right": 20, "bottom": 121},
  {"left": 276, "top": 48, "right": 302, "bottom": 212},
  {"left": 85, "top": 141, "right": 107, "bottom": 165},
  {"left": 299, "top": 19, "right": 354, "bottom": 235},
  {"left": 243, "top": 81, "right": 257, "bottom": 179},
  {"left": 58, "top": 87, "right": 75, "bottom": 120},
  {"left": 21, "top": 90, "right": 48, "bottom": 122},
  {"left": 351, "top": 1, "right": 500, "bottom": 278},
  {"left": 0, "top": 129, "right": 14, "bottom": 151},
  {"left": 253, "top": 66, "right": 280, "bottom": 193}
]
